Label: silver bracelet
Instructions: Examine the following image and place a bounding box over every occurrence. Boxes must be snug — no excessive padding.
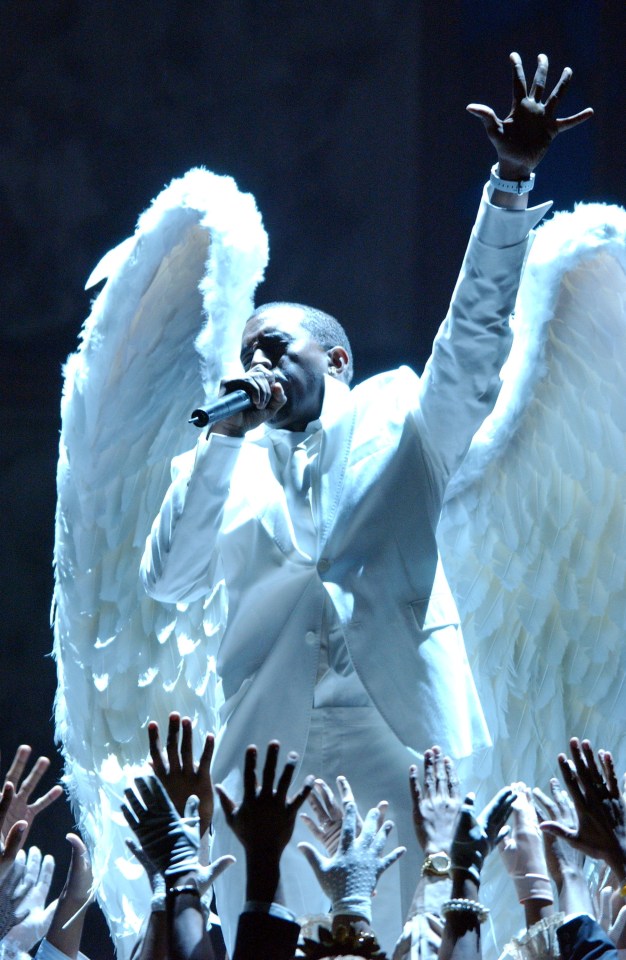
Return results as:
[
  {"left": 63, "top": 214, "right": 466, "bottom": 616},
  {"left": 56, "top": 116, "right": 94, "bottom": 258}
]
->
[
  {"left": 441, "top": 898, "right": 490, "bottom": 923},
  {"left": 169, "top": 883, "right": 201, "bottom": 897},
  {"left": 490, "top": 163, "right": 535, "bottom": 195}
]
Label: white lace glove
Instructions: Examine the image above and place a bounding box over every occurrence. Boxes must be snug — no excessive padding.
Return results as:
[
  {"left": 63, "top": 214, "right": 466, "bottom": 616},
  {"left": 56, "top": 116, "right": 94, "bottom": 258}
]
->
[
  {"left": 122, "top": 778, "right": 234, "bottom": 888},
  {"left": 499, "top": 783, "right": 553, "bottom": 904},
  {"left": 3, "top": 848, "right": 56, "bottom": 950},
  {"left": 0, "top": 851, "right": 34, "bottom": 940},
  {"left": 299, "top": 781, "right": 405, "bottom": 924}
]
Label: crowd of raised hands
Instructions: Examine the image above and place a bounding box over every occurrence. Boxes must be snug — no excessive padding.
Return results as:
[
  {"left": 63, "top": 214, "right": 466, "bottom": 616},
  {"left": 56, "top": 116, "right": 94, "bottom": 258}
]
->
[{"left": 2, "top": 726, "right": 626, "bottom": 960}]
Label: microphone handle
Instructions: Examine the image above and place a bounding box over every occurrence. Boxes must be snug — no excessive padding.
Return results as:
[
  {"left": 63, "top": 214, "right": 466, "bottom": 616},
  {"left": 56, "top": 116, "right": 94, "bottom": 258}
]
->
[{"left": 189, "top": 390, "right": 253, "bottom": 428}]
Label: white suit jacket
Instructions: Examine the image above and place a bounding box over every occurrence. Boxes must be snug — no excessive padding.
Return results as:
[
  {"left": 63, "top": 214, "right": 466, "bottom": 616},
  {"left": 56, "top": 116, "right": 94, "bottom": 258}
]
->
[{"left": 141, "top": 186, "right": 550, "bottom": 778}]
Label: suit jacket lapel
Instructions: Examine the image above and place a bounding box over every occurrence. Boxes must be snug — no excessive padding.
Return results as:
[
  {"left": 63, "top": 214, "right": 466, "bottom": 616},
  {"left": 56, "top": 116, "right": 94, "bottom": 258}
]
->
[{"left": 317, "top": 378, "right": 356, "bottom": 551}]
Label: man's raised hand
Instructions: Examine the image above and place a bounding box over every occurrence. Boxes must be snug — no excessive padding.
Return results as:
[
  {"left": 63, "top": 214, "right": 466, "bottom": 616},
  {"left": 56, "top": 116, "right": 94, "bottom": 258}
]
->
[
  {"left": 216, "top": 741, "right": 313, "bottom": 861},
  {"left": 410, "top": 745, "right": 461, "bottom": 857},
  {"left": 467, "top": 52, "right": 593, "bottom": 180},
  {"left": 1, "top": 746, "right": 63, "bottom": 842},
  {"left": 148, "top": 713, "right": 214, "bottom": 837},
  {"left": 540, "top": 737, "right": 626, "bottom": 879}
]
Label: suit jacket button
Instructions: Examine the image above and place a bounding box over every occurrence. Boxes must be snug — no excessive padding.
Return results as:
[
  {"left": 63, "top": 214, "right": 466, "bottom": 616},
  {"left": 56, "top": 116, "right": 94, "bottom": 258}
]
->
[{"left": 317, "top": 558, "right": 330, "bottom": 574}]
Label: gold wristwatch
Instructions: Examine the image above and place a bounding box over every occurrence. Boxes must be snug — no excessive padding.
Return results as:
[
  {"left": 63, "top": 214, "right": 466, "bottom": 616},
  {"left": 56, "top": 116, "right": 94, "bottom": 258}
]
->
[{"left": 421, "top": 852, "right": 452, "bottom": 877}]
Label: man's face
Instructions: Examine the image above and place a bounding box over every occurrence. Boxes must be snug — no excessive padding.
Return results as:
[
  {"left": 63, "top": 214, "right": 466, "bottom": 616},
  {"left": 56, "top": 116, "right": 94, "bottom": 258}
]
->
[{"left": 240, "top": 304, "right": 330, "bottom": 431}]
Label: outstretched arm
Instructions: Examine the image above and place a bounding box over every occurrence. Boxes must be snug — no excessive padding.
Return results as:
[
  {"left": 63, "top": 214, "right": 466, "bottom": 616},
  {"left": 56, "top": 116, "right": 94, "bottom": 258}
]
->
[
  {"left": 217, "top": 742, "right": 312, "bottom": 960},
  {"left": 440, "top": 788, "right": 516, "bottom": 960},
  {"left": 540, "top": 738, "right": 626, "bottom": 883},
  {"left": 417, "top": 51, "right": 592, "bottom": 483}
]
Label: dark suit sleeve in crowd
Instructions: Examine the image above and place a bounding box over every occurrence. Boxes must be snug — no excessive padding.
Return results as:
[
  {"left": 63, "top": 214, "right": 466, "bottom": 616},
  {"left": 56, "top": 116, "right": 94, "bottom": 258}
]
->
[
  {"left": 557, "top": 915, "right": 620, "bottom": 960},
  {"left": 231, "top": 911, "right": 301, "bottom": 960}
]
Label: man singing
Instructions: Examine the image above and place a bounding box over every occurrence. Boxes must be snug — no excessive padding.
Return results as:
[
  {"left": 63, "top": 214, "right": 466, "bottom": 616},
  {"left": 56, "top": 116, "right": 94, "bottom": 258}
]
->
[{"left": 141, "top": 53, "right": 592, "bottom": 952}]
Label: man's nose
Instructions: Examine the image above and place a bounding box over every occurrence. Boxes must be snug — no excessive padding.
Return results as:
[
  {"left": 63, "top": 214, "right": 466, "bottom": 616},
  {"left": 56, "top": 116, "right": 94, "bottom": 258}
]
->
[{"left": 250, "top": 348, "right": 272, "bottom": 369}]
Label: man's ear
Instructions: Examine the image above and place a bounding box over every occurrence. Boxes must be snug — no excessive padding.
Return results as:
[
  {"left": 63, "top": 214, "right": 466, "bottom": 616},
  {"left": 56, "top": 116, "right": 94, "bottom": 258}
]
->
[{"left": 327, "top": 346, "right": 349, "bottom": 381}]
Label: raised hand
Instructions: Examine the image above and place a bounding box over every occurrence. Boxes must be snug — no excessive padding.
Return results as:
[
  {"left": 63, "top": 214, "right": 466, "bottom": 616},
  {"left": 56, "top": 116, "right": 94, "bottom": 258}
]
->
[
  {"left": 540, "top": 738, "right": 626, "bottom": 880},
  {"left": 1, "top": 746, "right": 63, "bottom": 841},
  {"left": 217, "top": 741, "right": 313, "bottom": 862},
  {"left": 0, "top": 784, "right": 27, "bottom": 882},
  {"left": 122, "top": 775, "right": 201, "bottom": 878},
  {"left": 301, "top": 775, "right": 387, "bottom": 856},
  {"left": 534, "top": 776, "right": 584, "bottom": 891},
  {"left": 467, "top": 52, "right": 593, "bottom": 180},
  {"left": 148, "top": 713, "right": 214, "bottom": 837},
  {"left": 123, "top": 776, "right": 233, "bottom": 893},
  {"left": 410, "top": 745, "right": 461, "bottom": 857},
  {"left": 498, "top": 782, "right": 552, "bottom": 905},
  {"left": 3, "top": 846, "right": 56, "bottom": 951},
  {"left": 299, "top": 781, "right": 405, "bottom": 924},
  {"left": 0, "top": 850, "right": 33, "bottom": 940},
  {"left": 451, "top": 789, "right": 516, "bottom": 884}
]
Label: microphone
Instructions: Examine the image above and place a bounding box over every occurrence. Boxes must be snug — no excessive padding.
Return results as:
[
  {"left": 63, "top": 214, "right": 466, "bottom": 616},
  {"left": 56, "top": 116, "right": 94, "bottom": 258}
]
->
[{"left": 189, "top": 389, "right": 253, "bottom": 428}]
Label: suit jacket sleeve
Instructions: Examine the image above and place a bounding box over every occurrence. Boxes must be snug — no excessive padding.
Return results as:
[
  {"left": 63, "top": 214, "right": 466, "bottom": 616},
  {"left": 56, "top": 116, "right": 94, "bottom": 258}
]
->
[
  {"left": 557, "top": 914, "right": 620, "bottom": 960},
  {"left": 140, "top": 432, "right": 243, "bottom": 602},
  {"left": 231, "top": 911, "right": 301, "bottom": 960},
  {"left": 415, "top": 186, "right": 552, "bottom": 485}
]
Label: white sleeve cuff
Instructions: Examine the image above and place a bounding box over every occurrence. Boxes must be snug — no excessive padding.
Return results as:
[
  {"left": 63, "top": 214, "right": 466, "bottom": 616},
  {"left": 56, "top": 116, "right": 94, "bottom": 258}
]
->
[
  {"left": 33, "top": 940, "right": 74, "bottom": 960},
  {"left": 475, "top": 182, "right": 552, "bottom": 247}
]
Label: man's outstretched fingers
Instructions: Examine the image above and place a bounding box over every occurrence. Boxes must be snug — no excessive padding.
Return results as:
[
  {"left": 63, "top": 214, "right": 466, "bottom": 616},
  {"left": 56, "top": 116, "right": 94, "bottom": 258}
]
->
[
  {"left": 529, "top": 53, "right": 549, "bottom": 101},
  {"left": 261, "top": 742, "right": 280, "bottom": 796}
]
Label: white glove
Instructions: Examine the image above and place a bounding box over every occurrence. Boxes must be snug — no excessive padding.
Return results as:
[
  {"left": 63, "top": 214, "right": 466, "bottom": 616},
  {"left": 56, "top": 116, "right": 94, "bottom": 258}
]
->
[
  {"left": 299, "top": 780, "right": 405, "bottom": 924},
  {"left": 3, "top": 848, "right": 56, "bottom": 950},
  {"left": 0, "top": 851, "right": 34, "bottom": 940},
  {"left": 499, "top": 783, "right": 553, "bottom": 904}
]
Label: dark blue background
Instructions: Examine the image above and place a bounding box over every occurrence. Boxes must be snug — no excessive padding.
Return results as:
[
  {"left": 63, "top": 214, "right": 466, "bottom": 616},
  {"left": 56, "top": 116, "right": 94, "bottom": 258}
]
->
[{"left": 0, "top": 3, "right": 622, "bottom": 956}]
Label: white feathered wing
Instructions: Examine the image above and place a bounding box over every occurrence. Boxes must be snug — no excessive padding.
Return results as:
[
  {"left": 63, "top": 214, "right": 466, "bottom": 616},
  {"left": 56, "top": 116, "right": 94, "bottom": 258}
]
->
[
  {"left": 53, "top": 168, "right": 268, "bottom": 957},
  {"left": 439, "top": 201, "right": 626, "bottom": 794}
]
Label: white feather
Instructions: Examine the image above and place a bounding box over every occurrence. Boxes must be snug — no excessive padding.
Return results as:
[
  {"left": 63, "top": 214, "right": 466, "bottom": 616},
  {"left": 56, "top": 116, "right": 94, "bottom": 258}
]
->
[{"left": 53, "top": 168, "right": 268, "bottom": 957}]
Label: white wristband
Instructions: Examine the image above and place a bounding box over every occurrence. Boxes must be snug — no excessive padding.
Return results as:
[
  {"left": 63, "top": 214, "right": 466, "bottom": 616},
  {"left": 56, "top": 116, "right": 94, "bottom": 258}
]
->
[
  {"left": 514, "top": 873, "right": 554, "bottom": 904},
  {"left": 490, "top": 163, "right": 535, "bottom": 195},
  {"left": 332, "top": 895, "right": 372, "bottom": 925}
]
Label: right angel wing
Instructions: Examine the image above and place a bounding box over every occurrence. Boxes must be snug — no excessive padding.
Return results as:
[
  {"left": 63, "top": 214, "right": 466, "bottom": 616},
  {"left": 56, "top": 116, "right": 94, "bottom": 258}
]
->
[
  {"left": 53, "top": 168, "right": 268, "bottom": 956},
  {"left": 439, "top": 201, "right": 626, "bottom": 793}
]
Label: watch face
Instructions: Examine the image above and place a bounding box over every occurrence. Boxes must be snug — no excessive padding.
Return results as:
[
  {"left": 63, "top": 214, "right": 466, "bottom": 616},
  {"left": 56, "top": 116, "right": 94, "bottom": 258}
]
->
[{"left": 431, "top": 854, "right": 448, "bottom": 871}]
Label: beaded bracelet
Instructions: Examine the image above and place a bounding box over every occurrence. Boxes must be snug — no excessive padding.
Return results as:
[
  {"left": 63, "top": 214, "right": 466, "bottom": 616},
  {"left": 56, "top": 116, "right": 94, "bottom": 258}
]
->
[{"left": 441, "top": 898, "right": 490, "bottom": 923}]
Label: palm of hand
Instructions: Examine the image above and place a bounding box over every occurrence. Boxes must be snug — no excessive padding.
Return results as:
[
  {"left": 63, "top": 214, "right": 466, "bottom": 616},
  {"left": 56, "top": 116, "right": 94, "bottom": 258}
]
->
[
  {"left": 467, "top": 52, "right": 593, "bottom": 179},
  {"left": 572, "top": 797, "right": 626, "bottom": 861},
  {"left": 229, "top": 792, "right": 295, "bottom": 859},
  {"left": 410, "top": 748, "right": 461, "bottom": 855},
  {"left": 157, "top": 766, "right": 212, "bottom": 832},
  {"left": 148, "top": 718, "right": 214, "bottom": 836},
  {"left": 493, "top": 98, "right": 557, "bottom": 172}
]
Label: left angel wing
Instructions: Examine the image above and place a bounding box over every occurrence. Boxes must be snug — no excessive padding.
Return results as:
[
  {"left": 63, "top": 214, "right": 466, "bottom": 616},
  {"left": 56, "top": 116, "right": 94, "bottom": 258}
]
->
[
  {"left": 53, "top": 168, "right": 268, "bottom": 956},
  {"left": 438, "top": 201, "right": 626, "bottom": 793}
]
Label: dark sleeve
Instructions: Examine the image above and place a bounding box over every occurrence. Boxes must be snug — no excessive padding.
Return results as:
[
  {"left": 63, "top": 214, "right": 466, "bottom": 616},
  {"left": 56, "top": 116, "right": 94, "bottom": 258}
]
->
[
  {"left": 231, "top": 911, "right": 301, "bottom": 960},
  {"left": 557, "top": 915, "right": 620, "bottom": 960}
]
